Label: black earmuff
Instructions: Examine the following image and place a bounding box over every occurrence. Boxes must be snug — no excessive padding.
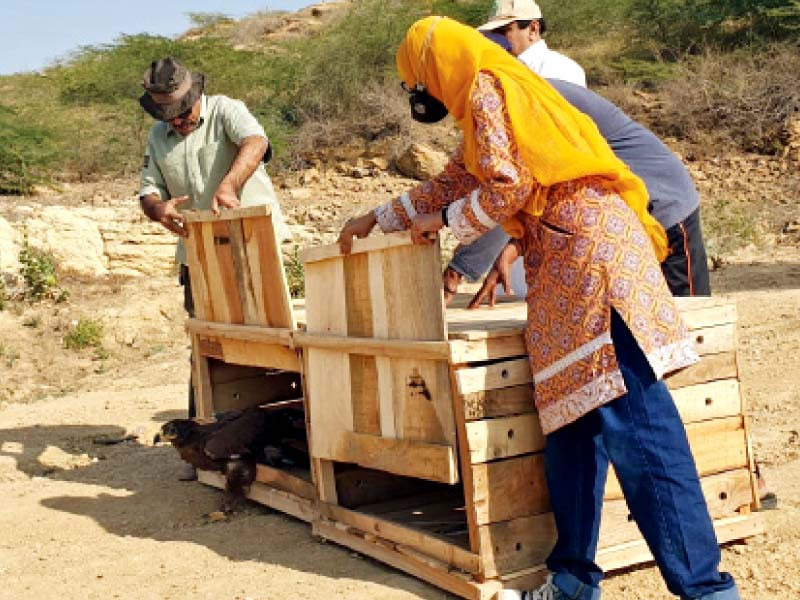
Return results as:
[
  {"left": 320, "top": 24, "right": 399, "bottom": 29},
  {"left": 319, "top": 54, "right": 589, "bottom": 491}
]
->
[{"left": 402, "top": 82, "right": 449, "bottom": 124}]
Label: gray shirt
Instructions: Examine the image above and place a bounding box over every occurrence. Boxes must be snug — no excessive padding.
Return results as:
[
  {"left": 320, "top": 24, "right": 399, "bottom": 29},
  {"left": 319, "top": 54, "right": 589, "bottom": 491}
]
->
[
  {"left": 140, "top": 94, "right": 289, "bottom": 264},
  {"left": 548, "top": 79, "right": 699, "bottom": 229}
]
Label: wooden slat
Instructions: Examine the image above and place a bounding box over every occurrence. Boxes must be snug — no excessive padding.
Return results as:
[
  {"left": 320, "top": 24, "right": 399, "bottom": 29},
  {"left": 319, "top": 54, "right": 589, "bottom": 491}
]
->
[
  {"left": 320, "top": 503, "right": 481, "bottom": 574},
  {"left": 465, "top": 413, "right": 545, "bottom": 464},
  {"left": 200, "top": 221, "right": 232, "bottom": 323},
  {"left": 691, "top": 322, "right": 736, "bottom": 355},
  {"left": 327, "top": 431, "right": 458, "bottom": 484},
  {"left": 197, "top": 469, "right": 316, "bottom": 522},
  {"left": 183, "top": 205, "right": 271, "bottom": 223},
  {"left": 313, "top": 520, "right": 503, "bottom": 600},
  {"left": 254, "top": 464, "right": 315, "bottom": 500},
  {"left": 301, "top": 231, "right": 418, "bottom": 264},
  {"left": 227, "top": 219, "right": 260, "bottom": 325},
  {"left": 677, "top": 301, "right": 737, "bottom": 329},
  {"left": 185, "top": 222, "right": 214, "bottom": 320},
  {"left": 191, "top": 334, "right": 214, "bottom": 418},
  {"left": 213, "top": 219, "right": 245, "bottom": 325},
  {"left": 472, "top": 453, "right": 549, "bottom": 526},
  {"left": 218, "top": 339, "right": 300, "bottom": 371},
  {"left": 671, "top": 379, "right": 742, "bottom": 423},
  {"left": 293, "top": 333, "right": 451, "bottom": 360},
  {"left": 186, "top": 319, "right": 293, "bottom": 346},
  {"left": 665, "top": 351, "right": 738, "bottom": 389},
  {"left": 456, "top": 358, "right": 531, "bottom": 396},
  {"left": 246, "top": 213, "right": 295, "bottom": 329},
  {"left": 461, "top": 384, "right": 535, "bottom": 421},
  {"left": 449, "top": 336, "right": 527, "bottom": 364}
]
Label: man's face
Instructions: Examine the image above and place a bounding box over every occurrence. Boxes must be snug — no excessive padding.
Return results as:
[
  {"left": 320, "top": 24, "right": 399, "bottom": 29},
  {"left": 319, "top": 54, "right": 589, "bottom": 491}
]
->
[
  {"left": 500, "top": 21, "right": 539, "bottom": 56},
  {"left": 168, "top": 98, "right": 202, "bottom": 136}
]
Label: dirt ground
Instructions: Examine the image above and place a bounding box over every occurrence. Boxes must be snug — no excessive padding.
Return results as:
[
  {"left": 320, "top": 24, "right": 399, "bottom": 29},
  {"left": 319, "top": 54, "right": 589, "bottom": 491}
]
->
[{"left": 1, "top": 178, "right": 799, "bottom": 599}]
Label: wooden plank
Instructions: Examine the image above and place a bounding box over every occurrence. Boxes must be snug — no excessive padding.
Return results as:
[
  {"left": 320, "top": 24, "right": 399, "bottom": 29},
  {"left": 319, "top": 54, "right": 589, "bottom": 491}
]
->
[
  {"left": 247, "top": 213, "right": 296, "bottom": 329},
  {"left": 676, "top": 301, "right": 737, "bottom": 329},
  {"left": 185, "top": 222, "right": 214, "bottom": 321},
  {"left": 350, "top": 354, "right": 381, "bottom": 435},
  {"left": 313, "top": 520, "right": 503, "bottom": 600},
  {"left": 301, "top": 231, "right": 417, "bottom": 264},
  {"left": 219, "top": 339, "right": 300, "bottom": 371},
  {"left": 461, "top": 384, "right": 535, "bottom": 421},
  {"left": 227, "top": 219, "right": 260, "bottom": 325},
  {"left": 449, "top": 336, "right": 527, "bottom": 364},
  {"left": 665, "top": 351, "right": 738, "bottom": 389},
  {"left": 325, "top": 431, "right": 458, "bottom": 484},
  {"left": 367, "top": 249, "right": 396, "bottom": 439},
  {"left": 293, "top": 333, "right": 451, "bottom": 360},
  {"left": 671, "top": 379, "right": 742, "bottom": 423},
  {"left": 691, "top": 322, "right": 736, "bottom": 356},
  {"left": 200, "top": 221, "right": 232, "bottom": 323},
  {"left": 456, "top": 358, "right": 531, "bottom": 396},
  {"left": 471, "top": 453, "right": 549, "bottom": 526},
  {"left": 605, "top": 416, "right": 748, "bottom": 499},
  {"left": 255, "top": 463, "right": 315, "bottom": 500},
  {"left": 320, "top": 503, "right": 481, "bottom": 574},
  {"left": 191, "top": 334, "right": 214, "bottom": 418},
  {"left": 212, "top": 220, "right": 245, "bottom": 325},
  {"left": 183, "top": 205, "right": 271, "bottom": 223},
  {"left": 197, "top": 469, "right": 316, "bottom": 522},
  {"left": 466, "top": 413, "right": 545, "bottom": 464},
  {"left": 304, "top": 258, "right": 354, "bottom": 460},
  {"left": 186, "top": 319, "right": 293, "bottom": 346}
]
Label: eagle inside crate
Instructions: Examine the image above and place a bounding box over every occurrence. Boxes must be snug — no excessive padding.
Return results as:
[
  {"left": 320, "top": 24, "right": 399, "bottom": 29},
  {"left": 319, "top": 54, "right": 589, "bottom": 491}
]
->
[{"left": 156, "top": 406, "right": 307, "bottom": 513}]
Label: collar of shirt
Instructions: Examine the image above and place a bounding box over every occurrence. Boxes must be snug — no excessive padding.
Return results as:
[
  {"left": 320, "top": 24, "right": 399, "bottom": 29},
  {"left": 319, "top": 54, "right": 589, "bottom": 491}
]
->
[
  {"left": 517, "top": 39, "right": 549, "bottom": 74},
  {"left": 167, "top": 94, "right": 207, "bottom": 137}
]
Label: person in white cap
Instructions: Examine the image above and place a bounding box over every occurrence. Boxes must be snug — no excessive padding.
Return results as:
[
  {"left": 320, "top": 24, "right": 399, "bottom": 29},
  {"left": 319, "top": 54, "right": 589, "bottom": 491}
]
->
[
  {"left": 477, "top": 0, "right": 586, "bottom": 87},
  {"left": 443, "top": 0, "right": 586, "bottom": 300}
]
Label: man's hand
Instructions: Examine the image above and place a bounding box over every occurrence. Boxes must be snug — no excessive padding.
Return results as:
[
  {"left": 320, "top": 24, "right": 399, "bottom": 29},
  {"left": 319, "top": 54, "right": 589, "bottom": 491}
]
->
[
  {"left": 211, "top": 181, "right": 240, "bottom": 215},
  {"left": 410, "top": 211, "right": 444, "bottom": 246},
  {"left": 338, "top": 212, "right": 377, "bottom": 254},
  {"left": 142, "top": 195, "right": 190, "bottom": 237},
  {"left": 468, "top": 241, "right": 521, "bottom": 309}
]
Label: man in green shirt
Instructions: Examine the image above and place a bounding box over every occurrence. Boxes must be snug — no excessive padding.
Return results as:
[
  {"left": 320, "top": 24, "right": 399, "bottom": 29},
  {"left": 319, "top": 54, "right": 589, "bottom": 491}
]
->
[{"left": 138, "top": 58, "right": 289, "bottom": 478}]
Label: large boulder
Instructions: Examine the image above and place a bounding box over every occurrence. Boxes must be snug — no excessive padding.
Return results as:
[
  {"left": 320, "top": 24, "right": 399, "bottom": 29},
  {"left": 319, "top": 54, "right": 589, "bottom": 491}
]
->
[
  {"left": 393, "top": 143, "right": 448, "bottom": 180},
  {"left": 25, "top": 207, "right": 108, "bottom": 277}
]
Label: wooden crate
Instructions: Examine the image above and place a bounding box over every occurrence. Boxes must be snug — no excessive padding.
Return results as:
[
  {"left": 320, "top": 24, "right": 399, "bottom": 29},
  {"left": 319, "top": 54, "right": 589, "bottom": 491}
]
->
[
  {"left": 299, "top": 232, "right": 763, "bottom": 600},
  {"left": 183, "top": 206, "right": 315, "bottom": 523}
]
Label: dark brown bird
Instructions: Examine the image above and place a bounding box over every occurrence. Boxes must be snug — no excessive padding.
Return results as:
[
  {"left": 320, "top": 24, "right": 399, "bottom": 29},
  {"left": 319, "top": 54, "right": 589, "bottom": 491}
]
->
[{"left": 156, "top": 406, "right": 308, "bottom": 513}]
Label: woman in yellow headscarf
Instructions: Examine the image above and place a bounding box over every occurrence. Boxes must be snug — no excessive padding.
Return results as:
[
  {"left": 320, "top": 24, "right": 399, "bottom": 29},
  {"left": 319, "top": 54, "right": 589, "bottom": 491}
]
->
[{"left": 339, "top": 17, "right": 738, "bottom": 600}]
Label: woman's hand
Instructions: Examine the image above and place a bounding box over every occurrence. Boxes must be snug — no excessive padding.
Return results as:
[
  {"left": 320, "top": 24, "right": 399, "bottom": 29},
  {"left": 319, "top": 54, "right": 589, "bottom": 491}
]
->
[
  {"left": 338, "top": 212, "right": 377, "bottom": 254},
  {"left": 468, "top": 241, "right": 521, "bottom": 308},
  {"left": 410, "top": 211, "right": 444, "bottom": 246}
]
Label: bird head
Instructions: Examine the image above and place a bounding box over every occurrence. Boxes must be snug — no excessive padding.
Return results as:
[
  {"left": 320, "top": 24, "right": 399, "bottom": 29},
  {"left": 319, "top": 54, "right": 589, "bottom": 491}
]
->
[{"left": 156, "top": 419, "right": 196, "bottom": 446}]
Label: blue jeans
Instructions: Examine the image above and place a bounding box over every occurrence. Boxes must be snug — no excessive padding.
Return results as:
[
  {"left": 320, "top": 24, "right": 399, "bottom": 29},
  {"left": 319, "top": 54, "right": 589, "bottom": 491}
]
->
[{"left": 544, "top": 310, "right": 739, "bottom": 600}]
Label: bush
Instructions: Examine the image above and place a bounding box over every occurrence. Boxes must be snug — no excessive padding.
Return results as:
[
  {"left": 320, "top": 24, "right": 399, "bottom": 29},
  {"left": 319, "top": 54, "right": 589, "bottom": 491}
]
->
[
  {"left": 653, "top": 44, "right": 800, "bottom": 154},
  {"left": 284, "top": 246, "right": 305, "bottom": 299},
  {"left": 64, "top": 318, "right": 104, "bottom": 350},
  {"left": 0, "top": 105, "right": 55, "bottom": 194},
  {"left": 18, "top": 236, "right": 67, "bottom": 302}
]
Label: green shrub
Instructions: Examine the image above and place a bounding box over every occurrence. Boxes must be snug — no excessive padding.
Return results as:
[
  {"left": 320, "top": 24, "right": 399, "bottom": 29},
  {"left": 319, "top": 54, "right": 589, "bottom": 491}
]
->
[
  {"left": 64, "top": 318, "right": 104, "bottom": 350},
  {"left": 0, "top": 105, "right": 55, "bottom": 194},
  {"left": 284, "top": 246, "right": 305, "bottom": 299},
  {"left": 18, "top": 236, "right": 67, "bottom": 302}
]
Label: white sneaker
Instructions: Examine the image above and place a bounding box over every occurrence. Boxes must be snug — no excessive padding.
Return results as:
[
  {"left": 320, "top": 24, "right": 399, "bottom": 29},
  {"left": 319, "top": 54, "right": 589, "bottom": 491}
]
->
[{"left": 497, "top": 575, "right": 563, "bottom": 600}]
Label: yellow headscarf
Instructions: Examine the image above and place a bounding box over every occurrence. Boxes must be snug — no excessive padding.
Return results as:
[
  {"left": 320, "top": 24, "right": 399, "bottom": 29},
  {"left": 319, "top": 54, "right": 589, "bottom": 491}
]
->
[{"left": 396, "top": 17, "right": 667, "bottom": 261}]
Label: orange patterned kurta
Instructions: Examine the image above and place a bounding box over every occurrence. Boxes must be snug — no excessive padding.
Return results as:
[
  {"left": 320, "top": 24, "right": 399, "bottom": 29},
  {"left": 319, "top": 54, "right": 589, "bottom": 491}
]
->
[{"left": 375, "top": 72, "right": 698, "bottom": 434}]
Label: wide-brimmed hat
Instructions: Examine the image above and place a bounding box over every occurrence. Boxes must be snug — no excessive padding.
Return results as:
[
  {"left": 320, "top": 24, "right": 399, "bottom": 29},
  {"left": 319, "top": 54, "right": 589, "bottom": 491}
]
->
[
  {"left": 477, "top": 0, "right": 543, "bottom": 31},
  {"left": 139, "top": 57, "right": 205, "bottom": 121}
]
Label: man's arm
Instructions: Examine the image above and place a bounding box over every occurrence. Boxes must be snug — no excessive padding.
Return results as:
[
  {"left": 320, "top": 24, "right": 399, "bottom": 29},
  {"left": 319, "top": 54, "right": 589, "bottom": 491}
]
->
[
  {"left": 212, "top": 135, "right": 269, "bottom": 214},
  {"left": 140, "top": 193, "right": 190, "bottom": 237}
]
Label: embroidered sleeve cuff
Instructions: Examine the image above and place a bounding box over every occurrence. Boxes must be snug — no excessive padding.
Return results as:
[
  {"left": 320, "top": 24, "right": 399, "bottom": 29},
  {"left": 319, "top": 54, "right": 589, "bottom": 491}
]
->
[
  {"left": 449, "top": 189, "right": 499, "bottom": 244},
  {"left": 374, "top": 200, "right": 405, "bottom": 232}
]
